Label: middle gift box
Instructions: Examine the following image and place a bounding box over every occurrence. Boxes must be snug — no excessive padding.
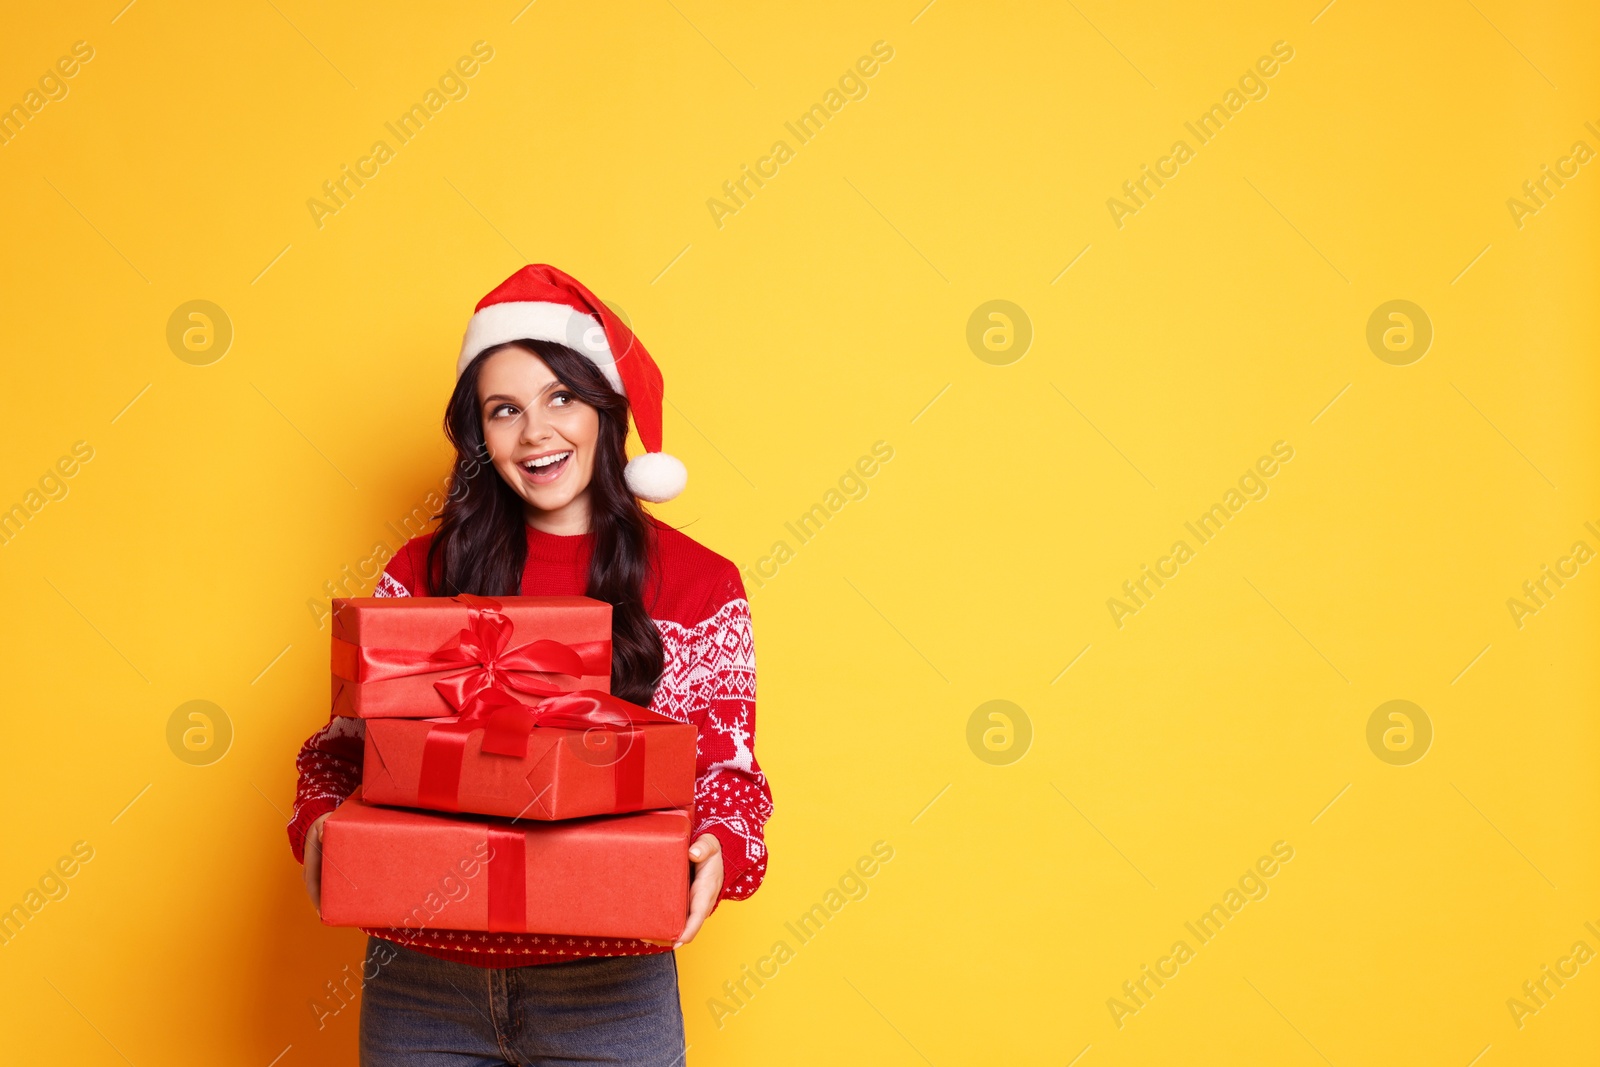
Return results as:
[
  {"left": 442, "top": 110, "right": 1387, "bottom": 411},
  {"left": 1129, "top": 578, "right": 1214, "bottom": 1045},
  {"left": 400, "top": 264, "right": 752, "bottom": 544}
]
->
[{"left": 362, "top": 688, "right": 698, "bottom": 820}]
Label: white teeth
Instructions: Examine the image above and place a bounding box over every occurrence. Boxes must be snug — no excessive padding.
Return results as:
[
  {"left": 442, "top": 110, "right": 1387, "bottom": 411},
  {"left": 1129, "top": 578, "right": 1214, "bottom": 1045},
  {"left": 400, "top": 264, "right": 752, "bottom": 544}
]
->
[{"left": 525, "top": 451, "right": 571, "bottom": 469}]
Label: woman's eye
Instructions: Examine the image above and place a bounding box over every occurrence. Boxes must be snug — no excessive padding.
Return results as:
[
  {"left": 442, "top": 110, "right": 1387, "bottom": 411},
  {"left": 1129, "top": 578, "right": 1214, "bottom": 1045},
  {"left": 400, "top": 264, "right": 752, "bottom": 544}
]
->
[
  {"left": 551, "top": 391, "right": 574, "bottom": 406},
  {"left": 491, "top": 404, "right": 517, "bottom": 418}
]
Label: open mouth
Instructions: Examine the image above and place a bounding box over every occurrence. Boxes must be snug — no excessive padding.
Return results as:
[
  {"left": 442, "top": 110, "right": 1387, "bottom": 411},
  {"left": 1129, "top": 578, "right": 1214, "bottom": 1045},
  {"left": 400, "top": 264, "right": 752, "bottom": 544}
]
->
[{"left": 519, "top": 450, "right": 572, "bottom": 484}]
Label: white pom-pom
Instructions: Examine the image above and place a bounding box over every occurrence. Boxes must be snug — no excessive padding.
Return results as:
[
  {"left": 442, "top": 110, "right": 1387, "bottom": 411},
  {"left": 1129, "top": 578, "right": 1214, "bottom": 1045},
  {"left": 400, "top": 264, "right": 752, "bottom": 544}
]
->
[{"left": 624, "top": 451, "right": 687, "bottom": 502}]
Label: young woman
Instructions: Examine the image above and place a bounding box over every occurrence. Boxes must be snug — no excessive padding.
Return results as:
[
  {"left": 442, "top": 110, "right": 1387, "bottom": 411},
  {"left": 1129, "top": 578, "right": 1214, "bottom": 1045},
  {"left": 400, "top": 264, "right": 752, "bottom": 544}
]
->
[{"left": 286, "top": 265, "right": 774, "bottom": 1066}]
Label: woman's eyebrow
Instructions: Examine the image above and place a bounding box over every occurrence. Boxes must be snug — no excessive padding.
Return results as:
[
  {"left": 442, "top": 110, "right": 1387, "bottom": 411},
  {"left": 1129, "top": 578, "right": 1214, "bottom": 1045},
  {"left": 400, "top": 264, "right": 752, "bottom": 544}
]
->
[{"left": 481, "top": 382, "right": 561, "bottom": 408}]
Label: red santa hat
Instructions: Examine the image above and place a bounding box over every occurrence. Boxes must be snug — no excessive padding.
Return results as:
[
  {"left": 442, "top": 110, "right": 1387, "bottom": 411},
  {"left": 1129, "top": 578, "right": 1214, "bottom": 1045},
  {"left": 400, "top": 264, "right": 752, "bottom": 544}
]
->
[{"left": 457, "top": 264, "right": 686, "bottom": 503}]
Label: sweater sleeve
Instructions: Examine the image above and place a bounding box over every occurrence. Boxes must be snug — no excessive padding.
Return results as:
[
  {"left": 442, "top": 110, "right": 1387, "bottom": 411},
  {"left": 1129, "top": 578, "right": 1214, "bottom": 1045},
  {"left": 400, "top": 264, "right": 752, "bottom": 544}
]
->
[
  {"left": 286, "top": 547, "right": 417, "bottom": 864},
  {"left": 686, "top": 565, "right": 774, "bottom": 904}
]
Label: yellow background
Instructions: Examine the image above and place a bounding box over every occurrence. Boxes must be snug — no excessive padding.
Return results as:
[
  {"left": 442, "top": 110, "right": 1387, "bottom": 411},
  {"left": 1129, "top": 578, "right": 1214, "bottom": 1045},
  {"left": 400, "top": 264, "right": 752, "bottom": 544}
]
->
[{"left": 2, "top": 1, "right": 1596, "bottom": 1063}]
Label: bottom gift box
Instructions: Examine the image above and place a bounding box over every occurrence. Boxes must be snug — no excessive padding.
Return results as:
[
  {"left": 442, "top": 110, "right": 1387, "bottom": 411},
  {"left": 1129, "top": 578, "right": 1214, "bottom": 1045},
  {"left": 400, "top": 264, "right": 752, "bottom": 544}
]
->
[{"left": 319, "top": 791, "right": 690, "bottom": 941}]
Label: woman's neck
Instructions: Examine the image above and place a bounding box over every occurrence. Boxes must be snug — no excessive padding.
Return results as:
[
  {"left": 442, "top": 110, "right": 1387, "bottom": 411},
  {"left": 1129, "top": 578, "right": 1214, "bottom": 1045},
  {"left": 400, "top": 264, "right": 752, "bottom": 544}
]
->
[{"left": 523, "top": 495, "right": 590, "bottom": 536}]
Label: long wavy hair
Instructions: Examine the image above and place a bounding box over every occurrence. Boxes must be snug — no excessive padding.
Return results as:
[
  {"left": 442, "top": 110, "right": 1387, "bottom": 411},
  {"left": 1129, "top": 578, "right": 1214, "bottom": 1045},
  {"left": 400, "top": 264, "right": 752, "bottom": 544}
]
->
[{"left": 424, "top": 339, "right": 664, "bottom": 706}]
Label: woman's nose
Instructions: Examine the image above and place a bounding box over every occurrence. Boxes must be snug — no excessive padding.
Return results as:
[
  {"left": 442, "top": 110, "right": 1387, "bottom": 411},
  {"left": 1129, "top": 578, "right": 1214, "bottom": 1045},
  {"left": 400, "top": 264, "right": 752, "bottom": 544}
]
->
[{"left": 519, "top": 407, "right": 552, "bottom": 443}]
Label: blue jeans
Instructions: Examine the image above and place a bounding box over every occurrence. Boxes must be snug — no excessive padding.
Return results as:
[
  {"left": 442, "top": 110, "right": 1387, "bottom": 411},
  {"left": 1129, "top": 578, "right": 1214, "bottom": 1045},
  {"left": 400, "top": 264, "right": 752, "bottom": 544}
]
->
[{"left": 358, "top": 937, "right": 686, "bottom": 1066}]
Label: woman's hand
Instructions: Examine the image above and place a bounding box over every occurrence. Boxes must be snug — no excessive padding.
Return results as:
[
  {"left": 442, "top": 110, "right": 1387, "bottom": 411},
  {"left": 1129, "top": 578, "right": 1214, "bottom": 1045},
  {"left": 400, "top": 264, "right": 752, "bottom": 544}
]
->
[
  {"left": 646, "top": 833, "right": 724, "bottom": 949},
  {"left": 302, "top": 812, "right": 332, "bottom": 914}
]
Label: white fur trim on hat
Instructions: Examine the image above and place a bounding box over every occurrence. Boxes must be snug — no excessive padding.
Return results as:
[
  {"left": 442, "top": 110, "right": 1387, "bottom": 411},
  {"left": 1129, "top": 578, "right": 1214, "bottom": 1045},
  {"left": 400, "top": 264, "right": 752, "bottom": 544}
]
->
[
  {"left": 624, "top": 451, "right": 687, "bottom": 503},
  {"left": 458, "top": 301, "right": 624, "bottom": 393}
]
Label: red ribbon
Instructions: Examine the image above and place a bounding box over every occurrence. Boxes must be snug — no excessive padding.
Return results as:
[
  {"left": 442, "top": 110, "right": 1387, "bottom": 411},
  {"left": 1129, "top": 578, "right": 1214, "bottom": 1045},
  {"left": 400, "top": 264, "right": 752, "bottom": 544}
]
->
[
  {"left": 486, "top": 826, "right": 526, "bottom": 932},
  {"left": 416, "top": 689, "right": 670, "bottom": 813},
  {"left": 334, "top": 593, "right": 611, "bottom": 710}
]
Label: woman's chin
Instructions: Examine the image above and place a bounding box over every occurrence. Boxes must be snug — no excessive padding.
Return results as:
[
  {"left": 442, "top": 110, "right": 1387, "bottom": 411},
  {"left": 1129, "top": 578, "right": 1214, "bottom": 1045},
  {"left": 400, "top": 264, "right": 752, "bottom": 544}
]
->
[{"left": 521, "top": 486, "right": 586, "bottom": 520}]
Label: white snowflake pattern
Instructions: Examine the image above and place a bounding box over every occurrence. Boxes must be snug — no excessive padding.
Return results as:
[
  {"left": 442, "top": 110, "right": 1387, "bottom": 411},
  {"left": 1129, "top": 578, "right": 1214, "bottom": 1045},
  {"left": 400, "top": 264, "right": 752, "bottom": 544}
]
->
[{"left": 374, "top": 572, "right": 409, "bottom": 598}]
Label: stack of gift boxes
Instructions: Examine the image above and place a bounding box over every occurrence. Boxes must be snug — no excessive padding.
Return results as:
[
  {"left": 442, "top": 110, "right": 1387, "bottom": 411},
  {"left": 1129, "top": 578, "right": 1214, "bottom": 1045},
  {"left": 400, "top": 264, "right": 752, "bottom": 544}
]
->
[{"left": 317, "top": 592, "right": 698, "bottom": 942}]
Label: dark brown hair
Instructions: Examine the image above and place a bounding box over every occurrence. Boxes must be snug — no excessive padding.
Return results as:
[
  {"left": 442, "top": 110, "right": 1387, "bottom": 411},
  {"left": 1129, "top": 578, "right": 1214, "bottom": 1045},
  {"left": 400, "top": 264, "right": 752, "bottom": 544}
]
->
[{"left": 424, "top": 339, "right": 664, "bottom": 706}]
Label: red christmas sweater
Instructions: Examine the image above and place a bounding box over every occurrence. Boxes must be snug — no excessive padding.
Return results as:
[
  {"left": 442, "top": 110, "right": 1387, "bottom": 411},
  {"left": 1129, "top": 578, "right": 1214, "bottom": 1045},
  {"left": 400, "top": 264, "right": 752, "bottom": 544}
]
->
[{"left": 286, "top": 517, "right": 773, "bottom": 967}]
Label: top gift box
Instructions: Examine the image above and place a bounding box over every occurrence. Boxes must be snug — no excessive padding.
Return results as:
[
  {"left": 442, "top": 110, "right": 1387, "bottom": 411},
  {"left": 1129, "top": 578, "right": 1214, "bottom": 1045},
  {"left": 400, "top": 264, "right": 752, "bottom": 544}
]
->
[{"left": 331, "top": 593, "right": 613, "bottom": 718}]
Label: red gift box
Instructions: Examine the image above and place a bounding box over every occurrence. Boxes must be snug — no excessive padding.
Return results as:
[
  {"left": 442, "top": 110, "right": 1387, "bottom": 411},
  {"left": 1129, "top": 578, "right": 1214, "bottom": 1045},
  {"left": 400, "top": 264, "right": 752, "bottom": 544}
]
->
[
  {"left": 331, "top": 593, "right": 612, "bottom": 719},
  {"left": 361, "top": 689, "right": 697, "bottom": 820},
  {"left": 320, "top": 791, "right": 690, "bottom": 940}
]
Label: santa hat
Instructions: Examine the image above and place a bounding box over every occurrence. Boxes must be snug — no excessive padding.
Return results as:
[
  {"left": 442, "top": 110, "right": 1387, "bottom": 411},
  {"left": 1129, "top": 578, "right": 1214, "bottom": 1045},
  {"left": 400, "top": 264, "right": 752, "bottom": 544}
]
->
[{"left": 457, "top": 264, "right": 686, "bottom": 503}]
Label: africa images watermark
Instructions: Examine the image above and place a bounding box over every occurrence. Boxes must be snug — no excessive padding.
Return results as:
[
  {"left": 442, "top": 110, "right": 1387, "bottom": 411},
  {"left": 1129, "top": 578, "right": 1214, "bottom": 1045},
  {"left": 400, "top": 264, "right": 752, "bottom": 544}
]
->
[
  {"left": 1505, "top": 120, "right": 1600, "bottom": 231},
  {"left": 305, "top": 442, "right": 494, "bottom": 627},
  {"left": 1, "top": 439, "right": 95, "bottom": 549},
  {"left": 706, "top": 40, "right": 895, "bottom": 230},
  {"left": 0, "top": 39, "right": 95, "bottom": 148},
  {"left": 1106, "top": 441, "right": 1295, "bottom": 628},
  {"left": 306, "top": 41, "right": 495, "bottom": 229},
  {"left": 706, "top": 840, "right": 895, "bottom": 1029},
  {"left": 0, "top": 840, "right": 96, "bottom": 948},
  {"left": 310, "top": 839, "right": 491, "bottom": 1030},
  {"left": 1107, "top": 840, "right": 1296, "bottom": 1029},
  {"left": 741, "top": 440, "right": 895, "bottom": 593},
  {"left": 305, "top": 477, "right": 448, "bottom": 628},
  {"left": 1504, "top": 519, "right": 1599, "bottom": 630},
  {"left": 1106, "top": 40, "right": 1295, "bottom": 229},
  {"left": 1504, "top": 918, "right": 1600, "bottom": 1031}
]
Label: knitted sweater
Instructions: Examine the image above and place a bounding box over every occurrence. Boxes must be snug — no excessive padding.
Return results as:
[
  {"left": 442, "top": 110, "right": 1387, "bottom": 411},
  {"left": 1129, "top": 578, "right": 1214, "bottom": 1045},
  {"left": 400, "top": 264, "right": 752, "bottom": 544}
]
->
[{"left": 286, "top": 517, "right": 773, "bottom": 967}]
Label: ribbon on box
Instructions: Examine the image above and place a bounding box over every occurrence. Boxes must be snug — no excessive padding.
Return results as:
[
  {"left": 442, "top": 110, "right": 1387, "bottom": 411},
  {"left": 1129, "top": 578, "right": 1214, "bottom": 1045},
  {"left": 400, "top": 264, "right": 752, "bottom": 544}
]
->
[
  {"left": 333, "top": 593, "right": 611, "bottom": 708},
  {"left": 416, "top": 688, "right": 674, "bottom": 814},
  {"left": 486, "top": 826, "right": 527, "bottom": 932}
]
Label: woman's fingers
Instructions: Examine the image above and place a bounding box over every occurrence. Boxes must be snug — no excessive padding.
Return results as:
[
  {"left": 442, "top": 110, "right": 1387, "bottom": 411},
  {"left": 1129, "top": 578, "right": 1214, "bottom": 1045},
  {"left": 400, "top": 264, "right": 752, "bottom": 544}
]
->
[
  {"left": 674, "top": 833, "right": 725, "bottom": 947},
  {"left": 304, "top": 815, "right": 327, "bottom": 913},
  {"left": 688, "top": 833, "right": 720, "bottom": 863},
  {"left": 304, "top": 853, "right": 321, "bottom": 912},
  {"left": 673, "top": 872, "right": 716, "bottom": 946}
]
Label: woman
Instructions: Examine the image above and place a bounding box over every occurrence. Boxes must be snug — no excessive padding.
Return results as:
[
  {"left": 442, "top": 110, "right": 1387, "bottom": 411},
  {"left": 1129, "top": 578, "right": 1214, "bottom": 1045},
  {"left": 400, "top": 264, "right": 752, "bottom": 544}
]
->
[{"left": 286, "top": 264, "right": 774, "bottom": 1065}]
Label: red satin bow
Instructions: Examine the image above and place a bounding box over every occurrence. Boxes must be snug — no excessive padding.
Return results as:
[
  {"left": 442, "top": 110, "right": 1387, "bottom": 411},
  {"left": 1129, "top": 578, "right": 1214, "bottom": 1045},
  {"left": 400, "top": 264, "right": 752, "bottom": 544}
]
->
[
  {"left": 414, "top": 688, "right": 675, "bottom": 813},
  {"left": 424, "top": 594, "right": 592, "bottom": 712},
  {"left": 457, "top": 687, "right": 673, "bottom": 758}
]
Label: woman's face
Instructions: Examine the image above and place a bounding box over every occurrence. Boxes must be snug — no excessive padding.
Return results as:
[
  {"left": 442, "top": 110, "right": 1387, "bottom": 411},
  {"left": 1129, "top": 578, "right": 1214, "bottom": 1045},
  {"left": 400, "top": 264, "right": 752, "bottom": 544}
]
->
[{"left": 477, "top": 344, "right": 600, "bottom": 532}]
